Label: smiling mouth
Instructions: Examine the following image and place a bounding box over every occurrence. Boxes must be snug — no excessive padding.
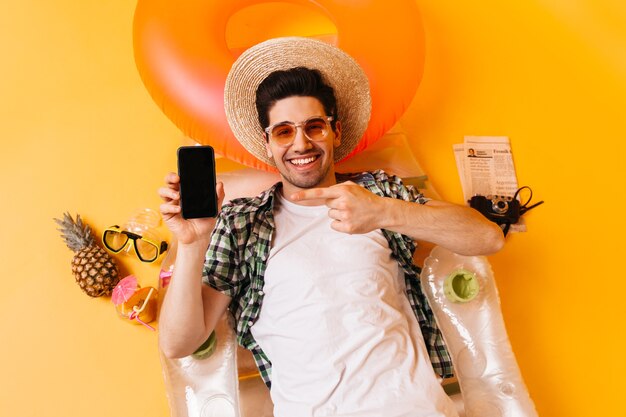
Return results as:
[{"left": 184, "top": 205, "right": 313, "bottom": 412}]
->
[{"left": 288, "top": 155, "right": 319, "bottom": 166}]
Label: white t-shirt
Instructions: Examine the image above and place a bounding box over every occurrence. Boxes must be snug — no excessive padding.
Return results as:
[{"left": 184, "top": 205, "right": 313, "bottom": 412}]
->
[{"left": 250, "top": 194, "right": 458, "bottom": 417}]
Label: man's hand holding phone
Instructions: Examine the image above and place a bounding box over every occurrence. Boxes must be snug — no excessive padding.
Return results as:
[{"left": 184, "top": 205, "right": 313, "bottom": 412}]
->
[
  {"left": 158, "top": 172, "right": 225, "bottom": 246},
  {"left": 158, "top": 145, "right": 225, "bottom": 246}
]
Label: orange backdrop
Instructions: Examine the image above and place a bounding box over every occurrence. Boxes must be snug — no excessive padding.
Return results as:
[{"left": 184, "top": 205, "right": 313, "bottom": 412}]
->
[{"left": 1, "top": 1, "right": 624, "bottom": 416}]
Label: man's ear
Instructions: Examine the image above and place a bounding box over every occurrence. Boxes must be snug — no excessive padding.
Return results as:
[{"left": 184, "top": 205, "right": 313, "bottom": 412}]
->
[{"left": 333, "top": 120, "right": 342, "bottom": 148}]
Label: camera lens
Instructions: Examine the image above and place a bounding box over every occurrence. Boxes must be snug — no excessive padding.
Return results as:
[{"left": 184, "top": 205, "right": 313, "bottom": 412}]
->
[{"left": 492, "top": 199, "right": 509, "bottom": 214}]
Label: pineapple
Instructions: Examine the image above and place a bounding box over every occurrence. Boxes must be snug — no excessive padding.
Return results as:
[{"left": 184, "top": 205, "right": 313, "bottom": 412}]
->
[{"left": 54, "top": 212, "right": 120, "bottom": 297}]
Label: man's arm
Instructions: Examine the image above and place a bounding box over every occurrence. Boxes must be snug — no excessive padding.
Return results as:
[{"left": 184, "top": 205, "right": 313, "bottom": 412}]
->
[
  {"left": 291, "top": 182, "right": 504, "bottom": 256},
  {"left": 380, "top": 198, "right": 504, "bottom": 255},
  {"left": 157, "top": 172, "right": 231, "bottom": 358},
  {"left": 158, "top": 241, "right": 231, "bottom": 358}
]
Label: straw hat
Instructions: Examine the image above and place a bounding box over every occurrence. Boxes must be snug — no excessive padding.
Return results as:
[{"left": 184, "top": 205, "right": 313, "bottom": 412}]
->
[{"left": 224, "top": 37, "right": 371, "bottom": 166}]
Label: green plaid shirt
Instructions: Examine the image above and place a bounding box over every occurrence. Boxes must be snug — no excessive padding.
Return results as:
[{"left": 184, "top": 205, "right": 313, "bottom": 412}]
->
[{"left": 203, "top": 170, "right": 453, "bottom": 387}]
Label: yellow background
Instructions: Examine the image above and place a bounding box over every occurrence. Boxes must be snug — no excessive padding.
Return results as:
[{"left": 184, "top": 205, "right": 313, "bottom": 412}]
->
[{"left": 1, "top": 1, "right": 624, "bottom": 416}]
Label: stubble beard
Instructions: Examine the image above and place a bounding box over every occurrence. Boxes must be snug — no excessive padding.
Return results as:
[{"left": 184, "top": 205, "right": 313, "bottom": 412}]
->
[{"left": 281, "top": 160, "right": 333, "bottom": 190}]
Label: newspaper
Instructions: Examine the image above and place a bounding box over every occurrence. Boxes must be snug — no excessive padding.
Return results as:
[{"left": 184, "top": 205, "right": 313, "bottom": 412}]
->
[{"left": 454, "top": 136, "right": 526, "bottom": 232}]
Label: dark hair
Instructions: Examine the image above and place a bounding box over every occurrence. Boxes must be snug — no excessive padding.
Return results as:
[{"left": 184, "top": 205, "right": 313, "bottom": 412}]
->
[{"left": 255, "top": 67, "right": 338, "bottom": 135}]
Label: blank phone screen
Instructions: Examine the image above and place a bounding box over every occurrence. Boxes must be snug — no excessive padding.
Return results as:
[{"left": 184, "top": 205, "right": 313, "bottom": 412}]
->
[{"left": 177, "top": 146, "right": 217, "bottom": 219}]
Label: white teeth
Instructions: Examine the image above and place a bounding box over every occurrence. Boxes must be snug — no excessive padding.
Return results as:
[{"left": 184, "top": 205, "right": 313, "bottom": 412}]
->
[{"left": 290, "top": 156, "right": 316, "bottom": 165}]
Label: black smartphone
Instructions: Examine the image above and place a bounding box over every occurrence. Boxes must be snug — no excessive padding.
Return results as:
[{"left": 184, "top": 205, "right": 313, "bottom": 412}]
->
[{"left": 177, "top": 145, "right": 218, "bottom": 219}]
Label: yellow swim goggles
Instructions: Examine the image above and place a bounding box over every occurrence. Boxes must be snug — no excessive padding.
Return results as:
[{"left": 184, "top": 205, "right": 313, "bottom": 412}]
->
[{"left": 102, "top": 225, "right": 168, "bottom": 263}]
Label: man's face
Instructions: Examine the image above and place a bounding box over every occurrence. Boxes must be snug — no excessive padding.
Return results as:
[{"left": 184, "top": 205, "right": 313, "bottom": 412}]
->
[{"left": 265, "top": 96, "right": 341, "bottom": 193}]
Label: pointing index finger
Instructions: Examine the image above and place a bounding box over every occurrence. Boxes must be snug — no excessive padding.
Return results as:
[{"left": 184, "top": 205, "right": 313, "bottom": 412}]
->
[{"left": 291, "top": 187, "right": 340, "bottom": 202}]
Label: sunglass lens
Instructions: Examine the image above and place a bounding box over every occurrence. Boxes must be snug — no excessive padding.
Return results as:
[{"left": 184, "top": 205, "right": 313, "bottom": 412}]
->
[
  {"left": 304, "top": 118, "right": 328, "bottom": 140},
  {"left": 270, "top": 123, "right": 296, "bottom": 145},
  {"left": 103, "top": 230, "right": 128, "bottom": 252},
  {"left": 135, "top": 239, "right": 158, "bottom": 262}
]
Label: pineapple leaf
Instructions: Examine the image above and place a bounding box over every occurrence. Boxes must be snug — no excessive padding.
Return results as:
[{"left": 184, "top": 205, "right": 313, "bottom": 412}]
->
[{"left": 54, "top": 212, "right": 95, "bottom": 252}]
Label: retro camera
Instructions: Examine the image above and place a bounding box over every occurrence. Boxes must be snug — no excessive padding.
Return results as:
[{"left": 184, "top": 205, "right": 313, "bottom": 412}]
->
[{"left": 469, "top": 195, "right": 520, "bottom": 225}]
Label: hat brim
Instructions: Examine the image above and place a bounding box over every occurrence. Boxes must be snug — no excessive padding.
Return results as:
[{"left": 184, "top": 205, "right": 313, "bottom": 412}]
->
[{"left": 224, "top": 37, "right": 371, "bottom": 167}]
